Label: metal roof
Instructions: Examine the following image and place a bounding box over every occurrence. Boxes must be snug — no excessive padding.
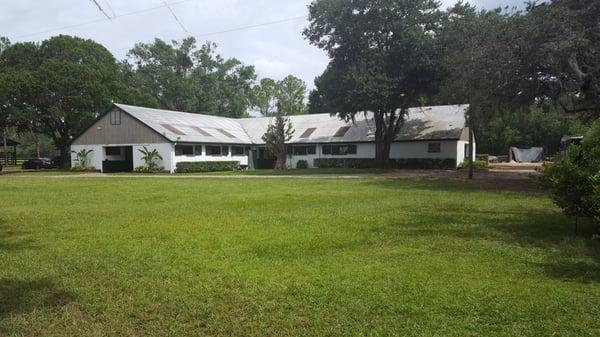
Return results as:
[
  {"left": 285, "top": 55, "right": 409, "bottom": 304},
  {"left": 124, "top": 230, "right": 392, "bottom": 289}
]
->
[
  {"left": 114, "top": 103, "right": 468, "bottom": 145},
  {"left": 115, "top": 104, "right": 252, "bottom": 144}
]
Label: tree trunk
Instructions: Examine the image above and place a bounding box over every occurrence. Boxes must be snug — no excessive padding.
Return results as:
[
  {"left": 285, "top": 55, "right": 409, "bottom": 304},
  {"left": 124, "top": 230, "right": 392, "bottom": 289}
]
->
[
  {"left": 374, "top": 112, "right": 386, "bottom": 168},
  {"left": 468, "top": 123, "right": 474, "bottom": 180},
  {"left": 274, "top": 156, "right": 286, "bottom": 170},
  {"left": 59, "top": 144, "right": 70, "bottom": 169},
  {"left": 2, "top": 127, "right": 8, "bottom": 166},
  {"left": 32, "top": 131, "right": 40, "bottom": 158}
]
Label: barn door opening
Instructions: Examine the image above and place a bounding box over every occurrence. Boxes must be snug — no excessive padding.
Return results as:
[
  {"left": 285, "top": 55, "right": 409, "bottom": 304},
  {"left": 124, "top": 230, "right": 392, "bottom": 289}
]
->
[{"left": 102, "top": 146, "right": 133, "bottom": 173}]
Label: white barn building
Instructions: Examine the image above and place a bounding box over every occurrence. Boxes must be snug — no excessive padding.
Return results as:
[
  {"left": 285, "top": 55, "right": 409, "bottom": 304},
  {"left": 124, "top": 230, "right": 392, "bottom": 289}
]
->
[{"left": 70, "top": 103, "right": 475, "bottom": 173}]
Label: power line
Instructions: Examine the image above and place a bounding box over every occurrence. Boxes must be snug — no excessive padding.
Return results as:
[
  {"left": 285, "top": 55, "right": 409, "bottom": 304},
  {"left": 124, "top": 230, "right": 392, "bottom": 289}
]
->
[
  {"left": 102, "top": 0, "right": 117, "bottom": 18},
  {"left": 89, "top": 0, "right": 113, "bottom": 20},
  {"left": 12, "top": 0, "right": 197, "bottom": 40},
  {"left": 161, "top": 0, "right": 190, "bottom": 35},
  {"left": 110, "top": 15, "right": 307, "bottom": 53}
]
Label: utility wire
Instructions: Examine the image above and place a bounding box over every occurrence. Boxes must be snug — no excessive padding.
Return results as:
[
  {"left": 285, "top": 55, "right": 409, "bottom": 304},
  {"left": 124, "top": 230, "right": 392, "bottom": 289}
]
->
[
  {"left": 110, "top": 15, "right": 307, "bottom": 53},
  {"left": 161, "top": 0, "right": 190, "bottom": 35},
  {"left": 13, "top": 0, "right": 197, "bottom": 40},
  {"left": 89, "top": 0, "right": 113, "bottom": 20},
  {"left": 102, "top": 0, "right": 117, "bottom": 18}
]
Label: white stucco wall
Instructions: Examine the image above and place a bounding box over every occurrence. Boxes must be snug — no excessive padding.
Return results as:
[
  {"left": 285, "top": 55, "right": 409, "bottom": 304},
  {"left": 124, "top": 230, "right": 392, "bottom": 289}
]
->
[
  {"left": 390, "top": 140, "right": 457, "bottom": 160},
  {"left": 70, "top": 143, "right": 173, "bottom": 173},
  {"left": 172, "top": 145, "right": 249, "bottom": 169},
  {"left": 456, "top": 140, "right": 476, "bottom": 166},
  {"left": 70, "top": 144, "right": 104, "bottom": 171},
  {"left": 132, "top": 144, "right": 174, "bottom": 172},
  {"left": 286, "top": 143, "right": 374, "bottom": 168},
  {"left": 285, "top": 141, "right": 475, "bottom": 168}
]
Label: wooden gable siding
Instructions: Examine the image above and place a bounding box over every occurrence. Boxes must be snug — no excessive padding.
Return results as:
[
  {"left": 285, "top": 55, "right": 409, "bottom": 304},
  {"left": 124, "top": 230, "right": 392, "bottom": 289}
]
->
[{"left": 72, "top": 108, "right": 168, "bottom": 145}]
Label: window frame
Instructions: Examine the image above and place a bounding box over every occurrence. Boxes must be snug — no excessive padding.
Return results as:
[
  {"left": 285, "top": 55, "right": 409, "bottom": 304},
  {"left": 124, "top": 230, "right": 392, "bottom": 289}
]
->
[
  {"left": 232, "top": 146, "right": 245, "bottom": 156},
  {"left": 110, "top": 109, "right": 121, "bottom": 125},
  {"left": 175, "top": 145, "right": 194, "bottom": 156},
  {"left": 322, "top": 144, "right": 357, "bottom": 156},
  {"left": 428, "top": 142, "right": 441, "bottom": 153},
  {"left": 206, "top": 145, "right": 223, "bottom": 156},
  {"left": 105, "top": 146, "right": 121, "bottom": 156},
  {"left": 194, "top": 145, "right": 203, "bottom": 156},
  {"left": 292, "top": 145, "right": 317, "bottom": 156}
]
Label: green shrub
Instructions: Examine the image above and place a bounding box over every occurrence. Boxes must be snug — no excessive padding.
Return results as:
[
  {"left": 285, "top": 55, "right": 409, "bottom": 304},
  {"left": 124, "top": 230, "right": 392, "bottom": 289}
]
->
[
  {"left": 296, "top": 160, "right": 309, "bottom": 169},
  {"left": 458, "top": 160, "right": 488, "bottom": 170},
  {"left": 134, "top": 166, "right": 165, "bottom": 173},
  {"left": 176, "top": 161, "right": 240, "bottom": 173},
  {"left": 313, "top": 158, "right": 456, "bottom": 169},
  {"left": 539, "top": 120, "right": 600, "bottom": 225},
  {"left": 70, "top": 166, "right": 97, "bottom": 172},
  {"left": 476, "top": 154, "right": 490, "bottom": 162}
]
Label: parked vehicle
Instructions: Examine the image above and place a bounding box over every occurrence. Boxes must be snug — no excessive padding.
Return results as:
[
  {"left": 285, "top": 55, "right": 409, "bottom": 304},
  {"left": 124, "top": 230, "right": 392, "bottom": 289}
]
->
[{"left": 21, "top": 158, "right": 56, "bottom": 170}]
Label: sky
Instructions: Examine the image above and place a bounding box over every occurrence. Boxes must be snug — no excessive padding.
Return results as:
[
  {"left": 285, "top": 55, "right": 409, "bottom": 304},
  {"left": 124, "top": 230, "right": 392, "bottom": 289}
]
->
[{"left": 0, "top": 0, "right": 526, "bottom": 88}]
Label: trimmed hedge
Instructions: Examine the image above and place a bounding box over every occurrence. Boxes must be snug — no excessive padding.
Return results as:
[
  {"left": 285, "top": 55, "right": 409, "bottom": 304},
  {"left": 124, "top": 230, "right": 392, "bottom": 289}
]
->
[
  {"left": 176, "top": 161, "right": 240, "bottom": 173},
  {"left": 314, "top": 158, "right": 456, "bottom": 169},
  {"left": 296, "top": 160, "right": 309, "bottom": 169}
]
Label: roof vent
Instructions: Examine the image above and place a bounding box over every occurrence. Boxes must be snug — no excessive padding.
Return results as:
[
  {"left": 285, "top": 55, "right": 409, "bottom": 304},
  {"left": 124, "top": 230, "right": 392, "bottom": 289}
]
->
[
  {"left": 160, "top": 124, "right": 185, "bottom": 135},
  {"left": 190, "top": 126, "right": 213, "bottom": 137},
  {"left": 333, "top": 126, "right": 351, "bottom": 137},
  {"left": 216, "top": 128, "right": 237, "bottom": 139},
  {"left": 299, "top": 128, "right": 316, "bottom": 138}
]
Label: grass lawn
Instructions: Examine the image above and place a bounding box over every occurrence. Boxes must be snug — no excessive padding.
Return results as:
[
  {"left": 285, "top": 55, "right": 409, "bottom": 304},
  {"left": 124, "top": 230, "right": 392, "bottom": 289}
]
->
[{"left": 0, "top": 177, "right": 599, "bottom": 336}]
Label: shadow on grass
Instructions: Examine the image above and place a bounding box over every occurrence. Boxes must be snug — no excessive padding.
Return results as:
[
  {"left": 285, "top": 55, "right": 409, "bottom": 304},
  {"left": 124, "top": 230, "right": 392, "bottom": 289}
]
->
[
  {"left": 373, "top": 205, "right": 600, "bottom": 283},
  {"left": 362, "top": 178, "right": 544, "bottom": 194},
  {"left": 0, "top": 278, "right": 76, "bottom": 318}
]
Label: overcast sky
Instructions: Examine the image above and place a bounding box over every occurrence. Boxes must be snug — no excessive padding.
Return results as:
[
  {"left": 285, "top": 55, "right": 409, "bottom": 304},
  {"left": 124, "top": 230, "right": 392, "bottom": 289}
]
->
[{"left": 0, "top": 0, "right": 525, "bottom": 88}]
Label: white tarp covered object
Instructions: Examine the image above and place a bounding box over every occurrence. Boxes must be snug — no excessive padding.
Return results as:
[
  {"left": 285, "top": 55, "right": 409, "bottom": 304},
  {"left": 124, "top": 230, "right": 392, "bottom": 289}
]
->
[{"left": 509, "top": 147, "right": 544, "bottom": 163}]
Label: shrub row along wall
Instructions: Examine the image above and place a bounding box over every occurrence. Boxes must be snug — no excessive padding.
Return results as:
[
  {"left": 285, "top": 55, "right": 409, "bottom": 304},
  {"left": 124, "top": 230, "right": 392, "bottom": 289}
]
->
[
  {"left": 314, "top": 158, "right": 456, "bottom": 169},
  {"left": 176, "top": 161, "right": 240, "bottom": 173}
]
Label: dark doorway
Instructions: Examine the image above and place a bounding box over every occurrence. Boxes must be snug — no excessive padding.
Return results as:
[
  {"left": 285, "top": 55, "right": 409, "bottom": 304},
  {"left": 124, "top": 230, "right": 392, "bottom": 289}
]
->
[
  {"left": 102, "top": 146, "right": 134, "bottom": 173},
  {"left": 256, "top": 147, "right": 276, "bottom": 169}
]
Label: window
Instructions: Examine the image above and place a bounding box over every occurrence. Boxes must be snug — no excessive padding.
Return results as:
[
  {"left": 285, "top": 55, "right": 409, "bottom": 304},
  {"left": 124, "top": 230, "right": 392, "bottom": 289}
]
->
[
  {"left": 322, "top": 144, "right": 357, "bottom": 155},
  {"left": 464, "top": 144, "right": 471, "bottom": 158},
  {"left": 206, "top": 145, "right": 222, "bottom": 156},
  {"left": 292, "top": 146, "right": 316, "bottom": 156},
  {"left": 232, "top": 146, "right": 245, "bottom": 156},
  {"left": 175, "top": 145, "right": 194, "bottom": 156},
  {"left": 110, "top": 109, "right": 121, "bottom": 125},
  {"left": 428, "top": 142, "right": 441, "bottom": 153},
  {"left": 105, "top": 147, "right": 121, "bottom": 156},
  {"left": 222, "top": 146, "right": 229, "bottom": 156},
  {"left": 194, "top": 145, "right": 203, "bottom": 155}
]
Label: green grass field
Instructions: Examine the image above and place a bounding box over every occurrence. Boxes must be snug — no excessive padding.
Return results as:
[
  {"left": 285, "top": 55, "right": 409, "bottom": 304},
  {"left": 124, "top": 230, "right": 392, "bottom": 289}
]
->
[{"left": 1, "top": 177, "right": 599, "bottom": 336}]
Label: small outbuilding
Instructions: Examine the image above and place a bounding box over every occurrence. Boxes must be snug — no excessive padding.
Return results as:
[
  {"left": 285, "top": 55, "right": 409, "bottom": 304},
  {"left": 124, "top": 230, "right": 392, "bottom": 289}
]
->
[{"left": 1, "top": 138, "right": 20, "bottom": 165}]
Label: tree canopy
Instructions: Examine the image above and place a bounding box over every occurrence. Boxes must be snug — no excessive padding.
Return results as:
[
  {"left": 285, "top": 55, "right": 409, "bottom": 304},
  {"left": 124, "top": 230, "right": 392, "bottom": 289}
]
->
[
  {"left": 305, "top": 0, "right": 445, "bottom": 166},
  {"left": 126, "top": 38, "right": 256, "bottom": 118},
  {"left": 0, "top": 35, "right": 156, "bottom": 164},
  {"left": 251, "top": 75, "right": 307, "bottom": 116}
]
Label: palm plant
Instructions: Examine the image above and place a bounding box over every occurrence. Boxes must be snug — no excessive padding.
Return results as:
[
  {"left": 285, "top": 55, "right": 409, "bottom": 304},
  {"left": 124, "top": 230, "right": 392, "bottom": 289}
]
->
[
  {"left": 138, "top": 146, "right": 163, "bottom": 171},
  {"left": 71, "top": 149, "right": 94, "bottom": 169}
]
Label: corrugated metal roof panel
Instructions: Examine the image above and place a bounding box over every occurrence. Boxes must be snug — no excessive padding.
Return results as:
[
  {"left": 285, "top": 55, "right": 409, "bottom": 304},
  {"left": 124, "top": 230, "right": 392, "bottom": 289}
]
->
[{"left": 115, "top": 103, "right": 468, "bottom": 145}]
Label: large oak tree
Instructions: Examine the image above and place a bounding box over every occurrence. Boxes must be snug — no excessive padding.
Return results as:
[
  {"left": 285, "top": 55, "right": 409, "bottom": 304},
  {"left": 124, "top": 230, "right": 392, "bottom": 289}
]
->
[
  {"left": 0, "top": 35, "right": 155, "bottom": 165},
  {"left": 304, "top": 0, "right": 445, "bottom": 167}
]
